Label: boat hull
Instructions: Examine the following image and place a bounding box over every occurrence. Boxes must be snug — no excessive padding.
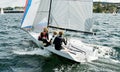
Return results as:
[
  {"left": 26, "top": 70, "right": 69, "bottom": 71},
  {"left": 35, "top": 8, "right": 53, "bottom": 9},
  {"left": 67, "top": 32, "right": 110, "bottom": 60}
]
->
[{"left": 27, "top": 32, "right": 113, "bottom": 62}]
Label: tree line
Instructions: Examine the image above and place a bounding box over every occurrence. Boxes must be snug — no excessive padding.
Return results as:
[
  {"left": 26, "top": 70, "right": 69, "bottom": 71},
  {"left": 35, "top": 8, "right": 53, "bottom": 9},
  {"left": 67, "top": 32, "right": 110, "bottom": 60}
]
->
[
  {"left": 93, "top": 2, "right": 120, "bottom": 13},
  {"left": 1, "top": 2, "right": 120, "bottom": 13}
]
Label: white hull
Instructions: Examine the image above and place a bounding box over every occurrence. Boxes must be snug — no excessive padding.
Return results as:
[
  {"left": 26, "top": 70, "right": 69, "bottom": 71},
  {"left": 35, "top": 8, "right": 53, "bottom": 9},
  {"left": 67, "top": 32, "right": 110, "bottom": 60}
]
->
[
  {"left": 0, "top": 8, "right": 4, "bottom": 14},
  {"left": 28, "top": 32, "right": 113, "bottom": 62},
  {"left": 113, "top": 12, "right": 117, "bottom": 16}
]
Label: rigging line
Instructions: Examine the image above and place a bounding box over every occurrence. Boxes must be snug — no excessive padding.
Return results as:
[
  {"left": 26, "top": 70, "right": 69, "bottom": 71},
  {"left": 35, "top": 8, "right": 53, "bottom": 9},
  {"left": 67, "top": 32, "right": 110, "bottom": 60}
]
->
[
  {"left": 48, "top": 1, "right": 62, "bottom": 30},
  {"left": 47, "top": 3, "right": 58, "bottom": 31},
  {"left": 70, "top": 45, "right": 86, "bottom": 55},
  {"left": 50, "top": 14, "right": 59, "bottom": 27},
  {"left": 47, "top": 0, "right": 52, "bottom": 27},
  {"left": 67, "top": 1, "right": 70, "bottom": 28}
]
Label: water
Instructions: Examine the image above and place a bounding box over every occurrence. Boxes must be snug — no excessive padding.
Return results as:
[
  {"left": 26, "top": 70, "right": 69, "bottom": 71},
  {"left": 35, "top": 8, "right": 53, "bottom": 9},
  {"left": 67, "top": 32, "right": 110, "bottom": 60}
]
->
[{"left": 0, "top": 13, "right": 120, "bottom": 72}]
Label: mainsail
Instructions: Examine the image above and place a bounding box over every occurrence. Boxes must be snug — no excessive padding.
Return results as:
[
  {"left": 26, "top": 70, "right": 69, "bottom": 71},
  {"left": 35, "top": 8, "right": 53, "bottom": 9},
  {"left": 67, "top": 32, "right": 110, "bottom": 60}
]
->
[
  {"left": 21, "top": 0, "right": 93, "bottom": 33},
  {"left": 21, "top": 0, "right": 50, "bottom": 32},
  {"left": 49, "top": 0, "right": 93, "bottom": 32},
  {"left": 20, "top": 0, "right": 112, "bottom": 63}
]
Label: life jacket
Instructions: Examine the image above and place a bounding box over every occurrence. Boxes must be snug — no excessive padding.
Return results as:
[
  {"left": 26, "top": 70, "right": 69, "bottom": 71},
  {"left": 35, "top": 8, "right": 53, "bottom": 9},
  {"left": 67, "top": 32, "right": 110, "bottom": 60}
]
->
[
  {"left": 38, "top": 32, "right": 48, "bottom": 41},
  {"left": 42, "top": 32, "right": 47, "bottom": 39}
]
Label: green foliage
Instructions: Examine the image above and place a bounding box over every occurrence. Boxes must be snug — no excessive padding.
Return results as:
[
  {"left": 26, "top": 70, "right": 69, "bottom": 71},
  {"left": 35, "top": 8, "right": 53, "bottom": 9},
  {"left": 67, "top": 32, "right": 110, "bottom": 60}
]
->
[
  {"left": 93, "top": 2, "right": 119, "bottom": 13},
  {"left": 3, "top": 7, "right": 13, "bottom": 10}
]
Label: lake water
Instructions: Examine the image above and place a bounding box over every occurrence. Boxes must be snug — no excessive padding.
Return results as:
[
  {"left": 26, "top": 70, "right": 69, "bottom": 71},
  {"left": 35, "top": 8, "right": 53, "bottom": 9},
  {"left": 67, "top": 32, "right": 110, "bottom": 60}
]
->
[{"left": 0, "top": 13, "right": 120, "bottom": 72}]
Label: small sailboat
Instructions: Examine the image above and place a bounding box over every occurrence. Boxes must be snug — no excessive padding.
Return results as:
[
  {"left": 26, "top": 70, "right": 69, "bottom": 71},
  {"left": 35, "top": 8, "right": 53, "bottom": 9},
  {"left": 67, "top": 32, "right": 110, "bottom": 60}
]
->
[
  {"left": 0, "top": 8, "right": 4, "bottom": 14},
  {"left": 21, "top": 0, "right": 113, "bottom": 62},
  {"left": 112, "top": 8, "right": 117, "bottom": 16},
  {"left": 112, "top": 11, "right": 117, "bottom": 16}
]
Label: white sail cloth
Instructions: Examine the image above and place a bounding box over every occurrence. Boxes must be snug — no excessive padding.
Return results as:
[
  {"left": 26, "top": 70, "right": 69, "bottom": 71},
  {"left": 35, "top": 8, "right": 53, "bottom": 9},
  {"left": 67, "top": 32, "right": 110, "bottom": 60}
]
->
[
  {"left": 49, "top": 0, "right": 93, "bottom": 32},
  {"left": 21, "top": 0, "right": 50, "bottom": 32}
]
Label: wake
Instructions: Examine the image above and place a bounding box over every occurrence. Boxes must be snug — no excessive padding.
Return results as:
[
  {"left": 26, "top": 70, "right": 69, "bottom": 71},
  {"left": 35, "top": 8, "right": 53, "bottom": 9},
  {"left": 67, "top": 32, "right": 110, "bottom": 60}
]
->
[{"left": 13, "top": 48, "right": 51, "bottom": 57}]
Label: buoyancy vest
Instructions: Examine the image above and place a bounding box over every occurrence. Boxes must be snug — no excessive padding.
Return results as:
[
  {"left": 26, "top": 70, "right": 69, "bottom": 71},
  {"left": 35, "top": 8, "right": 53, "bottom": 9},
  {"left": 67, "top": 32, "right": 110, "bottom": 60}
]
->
[{"left": 42, "top": 32, "right": 47, "bottom": 39}]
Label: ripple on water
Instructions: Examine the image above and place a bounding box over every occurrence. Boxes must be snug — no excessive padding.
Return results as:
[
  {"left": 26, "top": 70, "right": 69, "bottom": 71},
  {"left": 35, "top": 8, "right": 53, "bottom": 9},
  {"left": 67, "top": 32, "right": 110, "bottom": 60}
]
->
[
  {"left": 0, "top": 31, "right": 9, "bottom": 35},
  {"left": 0, "top": 13, "right": 120, "bottom": 72}
]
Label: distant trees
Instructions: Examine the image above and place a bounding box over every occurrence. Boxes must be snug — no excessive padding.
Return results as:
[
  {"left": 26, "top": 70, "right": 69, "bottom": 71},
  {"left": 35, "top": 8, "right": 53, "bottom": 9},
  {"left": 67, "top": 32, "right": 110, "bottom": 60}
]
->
[
  {"left": 3, "top": 7, "right": 13, "bottom": 10},
  {"left": 0, "top": 3, "right": 119, "bottom": 13},
  {"left": 0, "top": 6, "right": 24, "bottom": 13},
  {"left": 2, "top": 6, "right": 24, "bottom": 11},
  {"left": 93, "top": 2, "right": 119, "bottom": 13},
  {"left": 14, "top": 6, "right": 24, "bottom": 10}
]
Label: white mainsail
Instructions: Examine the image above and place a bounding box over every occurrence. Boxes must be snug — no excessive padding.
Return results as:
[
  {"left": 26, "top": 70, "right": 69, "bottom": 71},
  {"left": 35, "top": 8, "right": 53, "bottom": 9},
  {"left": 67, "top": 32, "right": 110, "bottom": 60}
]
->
[
  {"left": 49, "top": 0, "right": 93, "bottom": 32},
  {"left": 21, "top": 0, "right": 93, "bottom": 33}
]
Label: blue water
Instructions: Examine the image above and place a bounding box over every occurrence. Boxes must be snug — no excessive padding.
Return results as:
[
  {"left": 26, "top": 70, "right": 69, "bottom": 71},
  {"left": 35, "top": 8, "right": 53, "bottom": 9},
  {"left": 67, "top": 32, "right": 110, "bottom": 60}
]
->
[{"left": 0, "top": 13, "right": 120, "bottom": 72}]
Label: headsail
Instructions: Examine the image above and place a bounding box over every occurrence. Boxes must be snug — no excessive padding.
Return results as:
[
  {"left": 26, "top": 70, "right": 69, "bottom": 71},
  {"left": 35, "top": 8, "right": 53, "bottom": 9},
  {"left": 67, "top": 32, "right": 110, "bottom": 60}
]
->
[
  {"left": 21, "top": 0, "right": 50, "bottom": 32},
  {"left": 49, "top": 0, "right": 93, "bottom": 32}
]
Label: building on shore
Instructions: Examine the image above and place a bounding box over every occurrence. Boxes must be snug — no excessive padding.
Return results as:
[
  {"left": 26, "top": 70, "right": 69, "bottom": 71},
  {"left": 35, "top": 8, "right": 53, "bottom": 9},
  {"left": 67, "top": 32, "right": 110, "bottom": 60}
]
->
[{"left": 0, "top": 7, "right": 24, "bottom": 13}]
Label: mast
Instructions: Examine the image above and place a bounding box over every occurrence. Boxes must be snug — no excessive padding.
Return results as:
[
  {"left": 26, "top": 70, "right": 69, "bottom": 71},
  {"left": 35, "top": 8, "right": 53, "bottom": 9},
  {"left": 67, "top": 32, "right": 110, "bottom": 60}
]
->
[
  {"left": 47, "top": 0, "right": 52, "bottom": 27},
  {"left": 47, "top": 0, "right": 95, "bottom": 35}
]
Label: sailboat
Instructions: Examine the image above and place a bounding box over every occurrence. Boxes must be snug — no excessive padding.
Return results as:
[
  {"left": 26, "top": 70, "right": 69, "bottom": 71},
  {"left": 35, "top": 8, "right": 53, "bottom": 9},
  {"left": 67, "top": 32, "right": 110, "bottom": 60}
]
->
[
  {"left": 21, "top": 0, "right": 113, "bottom": 62},
  {"left": 0, "top": 8, "right": 4, "bottom": 14},
  {"left": 112, "top": 7, "right": 118, "bottom": 16},
  {"left": 113, "top": 11, "right": 117, "bottom": 16}
]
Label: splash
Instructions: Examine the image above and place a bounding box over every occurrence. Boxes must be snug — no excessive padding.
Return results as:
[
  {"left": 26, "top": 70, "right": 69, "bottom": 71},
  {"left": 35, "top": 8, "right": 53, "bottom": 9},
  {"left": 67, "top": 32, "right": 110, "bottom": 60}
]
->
[{"left": 13, "top": 48, "right": 51, "bottom": 57}]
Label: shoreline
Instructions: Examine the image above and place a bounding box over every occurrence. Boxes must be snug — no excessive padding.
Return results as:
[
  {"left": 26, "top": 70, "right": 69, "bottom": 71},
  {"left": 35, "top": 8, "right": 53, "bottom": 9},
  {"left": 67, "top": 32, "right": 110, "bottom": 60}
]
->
[{"left": 4, "top": 10, "right": 24, "bottom": 13}]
